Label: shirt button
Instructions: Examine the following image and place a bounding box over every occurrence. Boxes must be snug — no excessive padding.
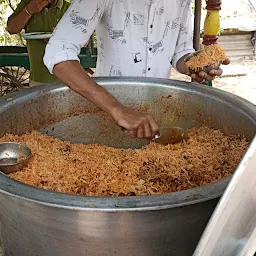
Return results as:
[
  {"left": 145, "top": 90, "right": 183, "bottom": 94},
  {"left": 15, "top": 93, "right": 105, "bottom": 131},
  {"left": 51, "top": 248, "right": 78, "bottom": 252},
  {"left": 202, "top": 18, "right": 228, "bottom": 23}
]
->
[
  {"left": 149, "top": 47, "right": 152, "bottom": 51},
  {"left": 150, "top": 25, "right": 153, "bottom": 28},
  {"left": 148, "top": 68, "right": 151, "bottom": 71}
]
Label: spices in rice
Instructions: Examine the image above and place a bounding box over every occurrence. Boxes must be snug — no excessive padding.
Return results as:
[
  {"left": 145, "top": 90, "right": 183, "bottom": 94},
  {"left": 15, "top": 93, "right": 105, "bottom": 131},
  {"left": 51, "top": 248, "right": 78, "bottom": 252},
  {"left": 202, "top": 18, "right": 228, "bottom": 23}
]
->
[{"left": 0, "top": 126, "right": 249, "bottom": 197}]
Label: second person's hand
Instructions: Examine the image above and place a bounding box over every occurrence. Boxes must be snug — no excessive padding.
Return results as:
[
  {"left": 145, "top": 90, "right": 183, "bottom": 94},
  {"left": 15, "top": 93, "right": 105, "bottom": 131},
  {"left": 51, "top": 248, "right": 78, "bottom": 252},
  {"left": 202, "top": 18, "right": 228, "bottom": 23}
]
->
[
  {"left": 189, "top": 58, "right": 231, "bottom": 83},
  {"left": 27, "top": 0, "right": 49, "bottom": 14},
  {"left": 111, "top": 106, "right": 159, "bottom": 139}
]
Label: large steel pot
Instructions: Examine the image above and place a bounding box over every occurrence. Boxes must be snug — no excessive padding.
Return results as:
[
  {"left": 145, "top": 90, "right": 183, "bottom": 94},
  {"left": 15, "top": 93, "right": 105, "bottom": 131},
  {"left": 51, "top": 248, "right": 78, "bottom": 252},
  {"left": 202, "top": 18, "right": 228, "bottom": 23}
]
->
[{"left": 0, "top": 78, "right": 255, "bottom": 256}]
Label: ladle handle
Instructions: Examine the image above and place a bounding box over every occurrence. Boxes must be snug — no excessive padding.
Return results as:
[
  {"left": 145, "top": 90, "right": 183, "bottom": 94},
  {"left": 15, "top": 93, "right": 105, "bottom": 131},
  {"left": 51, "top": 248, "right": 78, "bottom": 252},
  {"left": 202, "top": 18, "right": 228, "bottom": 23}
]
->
[{"left": 152, "top": 132, "right": 161, "bottom": 141}]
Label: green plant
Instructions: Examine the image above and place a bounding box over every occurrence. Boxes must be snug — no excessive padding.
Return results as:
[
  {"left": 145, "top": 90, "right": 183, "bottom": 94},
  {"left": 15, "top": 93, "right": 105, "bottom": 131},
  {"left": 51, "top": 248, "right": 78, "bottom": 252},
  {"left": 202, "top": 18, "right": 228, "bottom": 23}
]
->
[{"left": 0, "top": 0, "right": 25, "bottom": 46}]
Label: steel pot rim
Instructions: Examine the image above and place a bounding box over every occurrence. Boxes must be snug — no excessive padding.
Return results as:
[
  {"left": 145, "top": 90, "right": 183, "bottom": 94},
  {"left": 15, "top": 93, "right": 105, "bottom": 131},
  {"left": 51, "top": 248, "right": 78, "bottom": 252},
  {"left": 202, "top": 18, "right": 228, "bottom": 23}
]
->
[
  {"left": 0, "top": 172, "right": 230, "bottom": 211},
  {"left": 0, "top": 77, "right": 255, "bottom": 211}
]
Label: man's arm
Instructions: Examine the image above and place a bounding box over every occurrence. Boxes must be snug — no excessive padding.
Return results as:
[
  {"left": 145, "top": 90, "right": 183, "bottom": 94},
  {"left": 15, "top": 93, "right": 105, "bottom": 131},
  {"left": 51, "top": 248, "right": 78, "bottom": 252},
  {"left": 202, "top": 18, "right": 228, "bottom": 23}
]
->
[
  {"left": 53, "top": 61, "right": 158, "bottom": 138},
  {"left": 7, "top": 0, "right": 49, "bottom": 34},
  {"left": 44, "top": 0, "right": 159, "bottom": 139}
]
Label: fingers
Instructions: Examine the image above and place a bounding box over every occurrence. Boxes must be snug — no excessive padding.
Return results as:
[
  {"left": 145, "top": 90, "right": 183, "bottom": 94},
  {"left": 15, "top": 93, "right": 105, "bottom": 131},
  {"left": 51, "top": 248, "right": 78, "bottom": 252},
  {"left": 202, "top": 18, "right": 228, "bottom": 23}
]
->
[
  {"left": 37, "top": 0, "right": 48, "bottom": 6},
  {"left": 116, "top": 107, "right": 159, "bottom": 140},
  {"left": 30, "top": 0, "right": 48, "bottom": 13},
  {"left": 37, "top": 0, "right": 48, "bottom": 10},
  {"left": 189, "top": 58, "right": 230, "bottom": 83},
  {"left": 121, "top": 116, "right": 158, "bottom": 140},
  {"left": 148, "top": 116, "right": 159, "bottom": 138},
  {"left": 143, "top": 122, "right": 152, "bottom": 139},
  {"left": 209, "top": 68, "right": 223, "bottom": 77},
  {"left": 198, "top": 71, "right": 214, "bottom": 81},
  {"left": 222, "top": 58, "right": 231, "bottom": 65},
  {"left": 43, "top": 0, "right": 49, "bottom": 7},
  {"left": 191, "top": 70, "right": 221, "bottom": 83},
  {"left": 136, "top": 126, "right": 144, "bottom": 138},
  {"left": 191, "top": 73, "right": 205, "bottom": 83},
  {"left": 136, "top": 116, "right": 158, "bottom": 139}
]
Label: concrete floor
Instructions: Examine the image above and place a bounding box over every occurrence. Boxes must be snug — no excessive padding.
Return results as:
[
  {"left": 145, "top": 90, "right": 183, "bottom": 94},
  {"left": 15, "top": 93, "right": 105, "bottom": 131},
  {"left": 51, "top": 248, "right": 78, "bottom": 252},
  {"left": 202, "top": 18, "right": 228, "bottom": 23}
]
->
[
  {"left": 171, "top": 58, "right": 256, "bottom": 105},
  {"left": 214, "top": 60, "right": 256, "bottom": 105}
]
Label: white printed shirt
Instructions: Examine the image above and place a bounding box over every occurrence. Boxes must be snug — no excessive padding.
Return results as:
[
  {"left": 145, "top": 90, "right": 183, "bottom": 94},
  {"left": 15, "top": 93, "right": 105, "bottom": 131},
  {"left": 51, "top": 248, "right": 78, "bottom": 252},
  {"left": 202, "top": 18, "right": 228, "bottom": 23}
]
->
[{"left": 44, "top": 0, "right": 194, "bottom": 79}]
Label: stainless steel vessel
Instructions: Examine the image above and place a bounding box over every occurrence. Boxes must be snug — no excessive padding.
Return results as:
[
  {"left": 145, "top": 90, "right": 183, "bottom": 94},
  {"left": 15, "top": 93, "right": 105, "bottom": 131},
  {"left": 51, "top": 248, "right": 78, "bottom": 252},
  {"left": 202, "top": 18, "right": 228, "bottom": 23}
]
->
[{"left": 0, "top": 78, "right": 255, "bottom": 256}]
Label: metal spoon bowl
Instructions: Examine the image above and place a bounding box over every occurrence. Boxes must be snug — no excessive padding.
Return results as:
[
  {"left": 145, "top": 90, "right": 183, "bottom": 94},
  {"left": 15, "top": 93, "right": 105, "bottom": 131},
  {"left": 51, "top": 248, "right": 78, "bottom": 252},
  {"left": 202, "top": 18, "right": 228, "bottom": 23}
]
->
[
  {"left": 122, "top": 126, "right": 189, "bottom": 145},
  {"left": 152, "top": 126, "right": 189, "bottom": 145},
  {"left": 0, "top": 142, "right": 31, "bottom": 174}
]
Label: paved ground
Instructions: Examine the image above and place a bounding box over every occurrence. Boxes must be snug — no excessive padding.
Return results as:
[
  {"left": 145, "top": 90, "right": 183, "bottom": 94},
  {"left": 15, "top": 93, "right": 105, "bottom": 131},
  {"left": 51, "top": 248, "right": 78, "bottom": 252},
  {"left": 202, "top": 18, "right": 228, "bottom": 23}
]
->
[{"left": 171, "top": 58, "right": 256, "bottom": 105}]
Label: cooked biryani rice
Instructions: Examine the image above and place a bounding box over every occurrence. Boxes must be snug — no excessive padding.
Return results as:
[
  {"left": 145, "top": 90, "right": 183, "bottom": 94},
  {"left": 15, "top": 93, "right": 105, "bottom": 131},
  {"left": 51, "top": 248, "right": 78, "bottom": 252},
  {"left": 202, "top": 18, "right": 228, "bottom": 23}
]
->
[
  {"left": 185, "top": 44, "right": 227, "bottom": 72},
  {"left": 0, "top": 126, "right": 249, "bottom": 197}
]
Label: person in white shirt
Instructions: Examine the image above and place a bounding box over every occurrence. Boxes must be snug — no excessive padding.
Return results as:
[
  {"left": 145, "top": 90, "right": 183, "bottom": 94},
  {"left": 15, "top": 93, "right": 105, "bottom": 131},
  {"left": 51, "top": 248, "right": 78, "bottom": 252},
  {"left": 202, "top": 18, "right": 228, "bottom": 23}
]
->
[{"left": 44, "top": 0, "right": 229, "bottom": 139}]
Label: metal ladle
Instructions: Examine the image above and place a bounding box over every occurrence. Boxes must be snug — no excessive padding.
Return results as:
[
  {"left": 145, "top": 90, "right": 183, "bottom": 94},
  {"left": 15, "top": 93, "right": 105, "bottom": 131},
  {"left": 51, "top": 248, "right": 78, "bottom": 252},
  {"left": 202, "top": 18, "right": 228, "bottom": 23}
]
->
[
  {"left": 122, "top": 126, "right": 189, "bottom": 145},
  {"left": 152, "top": 126, "right": 189, "bottom": 145},
  {"left": 0, "top": 142, "right": 31, "bottom": 175}
]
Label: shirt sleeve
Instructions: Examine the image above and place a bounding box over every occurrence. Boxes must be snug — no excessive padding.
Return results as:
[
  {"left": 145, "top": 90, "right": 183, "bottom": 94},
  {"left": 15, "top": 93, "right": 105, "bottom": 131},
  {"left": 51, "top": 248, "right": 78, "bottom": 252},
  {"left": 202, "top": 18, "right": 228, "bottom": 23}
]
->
[
  {"left": 172, "top": 0, "right": 195, "bottom": 70},
  {"left": 43, "top": 0, "right": 107, "bottom": 74}
]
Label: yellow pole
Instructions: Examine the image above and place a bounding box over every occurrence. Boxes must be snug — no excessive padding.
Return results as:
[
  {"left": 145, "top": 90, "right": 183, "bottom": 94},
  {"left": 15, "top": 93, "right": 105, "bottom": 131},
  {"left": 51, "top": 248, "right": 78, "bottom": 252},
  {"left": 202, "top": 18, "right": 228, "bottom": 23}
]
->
[{"left": 203, "top": 0, "right": 221, "bottom": 46}]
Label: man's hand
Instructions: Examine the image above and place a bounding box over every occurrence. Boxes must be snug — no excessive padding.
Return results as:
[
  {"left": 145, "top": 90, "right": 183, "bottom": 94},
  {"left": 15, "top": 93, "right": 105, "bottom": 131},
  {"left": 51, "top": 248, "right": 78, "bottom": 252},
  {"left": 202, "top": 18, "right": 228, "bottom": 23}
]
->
[
  {"left": 112, "top": 106, "right": 159, "bottom": 139},
  {"left": 27, "top": 0, "right": 49, "bottom": 14},
  {"left": 189, "top": 58, "right": 231, "bottom": 83}
]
